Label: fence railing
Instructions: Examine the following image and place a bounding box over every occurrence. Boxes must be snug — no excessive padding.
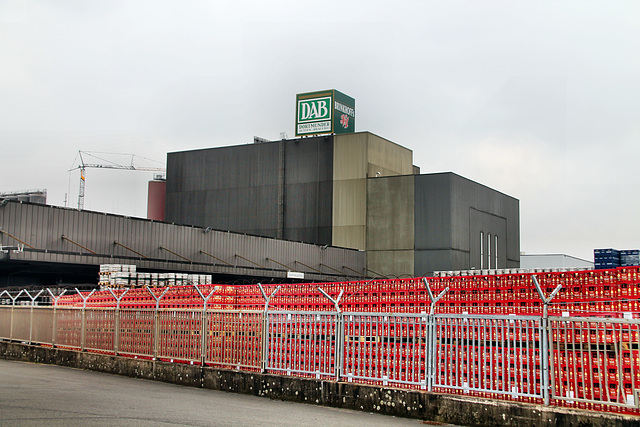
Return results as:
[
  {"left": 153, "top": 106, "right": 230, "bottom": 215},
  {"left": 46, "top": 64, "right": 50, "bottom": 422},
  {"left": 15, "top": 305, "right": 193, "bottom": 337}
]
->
[
  {"left": 342, "top": 312, "right": 430, "bottom": 388},
  {"left": 2, "top": 285, "right": 640, "bottom": 415},
  {"left": 549, "top": 316, "right": 640, "bottom": 409},
  {"left": 266, "top": 311, "right": 339, "bottom": 379}
]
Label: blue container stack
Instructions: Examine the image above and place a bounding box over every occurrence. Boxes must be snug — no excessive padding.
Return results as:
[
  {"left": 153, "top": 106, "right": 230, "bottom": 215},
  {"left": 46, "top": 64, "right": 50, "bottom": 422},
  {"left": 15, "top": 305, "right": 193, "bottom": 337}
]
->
[
  {"left": 620, "top": 249, "right": 640, "bottom": 267},
  {"left": 594, "top": 248, "right": 640, "bottom": 269},
  {"left": 594, "top": 248, "right": 620, "bottom": 270}
]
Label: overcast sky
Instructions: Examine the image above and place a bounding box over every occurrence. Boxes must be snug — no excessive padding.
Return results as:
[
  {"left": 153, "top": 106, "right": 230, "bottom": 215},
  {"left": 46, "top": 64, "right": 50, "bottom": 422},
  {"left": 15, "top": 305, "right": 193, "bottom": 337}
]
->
[{"left": 1, "top": 1, "right": 638, "bottom": 261}]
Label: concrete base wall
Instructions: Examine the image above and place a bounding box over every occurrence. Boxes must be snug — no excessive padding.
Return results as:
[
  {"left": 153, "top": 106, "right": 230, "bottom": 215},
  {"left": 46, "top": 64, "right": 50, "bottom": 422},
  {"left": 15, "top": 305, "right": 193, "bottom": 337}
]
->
[{"left": 1, "top": 341, "right": 637, "bottom": 427}]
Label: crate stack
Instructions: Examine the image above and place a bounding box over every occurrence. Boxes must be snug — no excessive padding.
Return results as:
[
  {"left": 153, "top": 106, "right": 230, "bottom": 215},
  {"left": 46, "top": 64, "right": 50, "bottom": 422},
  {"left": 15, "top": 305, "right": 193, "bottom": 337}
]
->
[
  {"left": 62, "top": 266, "right": 640, "bottom": 316},
  {"left": 98, "top": 264, "right": 212, "bottom": 290},
  {"left": 594, "top": 249, "right": 621, "bottom": 270},
  {"left": 620, "top": 250, "right": 640, "bottom": 267},
  {"left": 595, "top": 248, "right": 640, "bottom": 270},
  {"left": 99, "top": 264, "right": 137, "bottom": 287}
]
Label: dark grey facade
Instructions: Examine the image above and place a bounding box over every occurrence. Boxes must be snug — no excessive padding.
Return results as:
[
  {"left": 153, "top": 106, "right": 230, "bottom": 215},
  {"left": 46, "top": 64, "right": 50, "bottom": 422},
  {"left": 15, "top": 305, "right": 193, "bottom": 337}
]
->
[
  {"left": 413, "top": 173, "right": 520, "bottom": 275},
  {"left": 0, "top": 201, "right": 365, "bottom": 288},
  {"left": 166, "top": 136, "right": 333, "bottom": 245}
]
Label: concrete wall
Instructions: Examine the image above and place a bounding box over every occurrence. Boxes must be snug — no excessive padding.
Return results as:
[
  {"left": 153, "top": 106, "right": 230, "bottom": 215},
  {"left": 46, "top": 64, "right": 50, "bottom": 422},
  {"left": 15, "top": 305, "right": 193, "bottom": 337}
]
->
[
  {"left": 366, "top": 133, "right": 414, "bottom": 178},
  {"left": 332, "top": 132, "right": 413, "bottom": 251},
  {"left": 1, "top": 341, "right": 635, "bottom": 427},
  {"left": 366, "top": 175, "right": 414, "bottom": 277},
  {"left": 331, "top": 133, "right": 368, "bottom": 250}
]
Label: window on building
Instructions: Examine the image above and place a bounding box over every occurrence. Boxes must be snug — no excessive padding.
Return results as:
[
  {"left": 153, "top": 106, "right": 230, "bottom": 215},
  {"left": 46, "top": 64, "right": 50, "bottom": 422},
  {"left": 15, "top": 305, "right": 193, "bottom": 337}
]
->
[
  {"left": 495, "top": 235, "right": 499, "bottom": 269},
  {"left": 487, "top": 234, "right": 491, "bottom": 269},
  {"left": 480, "top": 232, "right": 484, "bottom": 269}
]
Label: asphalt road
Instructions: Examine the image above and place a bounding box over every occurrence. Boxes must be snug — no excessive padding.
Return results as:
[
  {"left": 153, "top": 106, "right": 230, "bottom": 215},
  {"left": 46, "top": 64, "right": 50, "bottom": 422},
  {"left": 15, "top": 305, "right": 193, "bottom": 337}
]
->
[{"left": 0, "top": 359, "right": 453, "bottom": 426}]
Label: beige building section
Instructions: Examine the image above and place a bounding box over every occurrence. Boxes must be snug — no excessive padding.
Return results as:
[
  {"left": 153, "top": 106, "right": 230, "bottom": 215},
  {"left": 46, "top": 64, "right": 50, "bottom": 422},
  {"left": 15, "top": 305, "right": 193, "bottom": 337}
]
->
[
  {"left": 367, "top": 250, "right": 415, "bottom": 278},
  {"left": 366, "top": 174, "right": 415, "bottom": 277},
  {"left": 332, "top": 132, "right": 414, "bottom": 253}
]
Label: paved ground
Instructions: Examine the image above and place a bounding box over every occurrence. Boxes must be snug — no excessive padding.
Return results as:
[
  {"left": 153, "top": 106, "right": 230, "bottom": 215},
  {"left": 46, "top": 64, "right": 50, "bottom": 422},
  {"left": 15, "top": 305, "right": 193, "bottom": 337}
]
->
[{"left": 0, "top": 359, "right": 457, "bottom": 426}]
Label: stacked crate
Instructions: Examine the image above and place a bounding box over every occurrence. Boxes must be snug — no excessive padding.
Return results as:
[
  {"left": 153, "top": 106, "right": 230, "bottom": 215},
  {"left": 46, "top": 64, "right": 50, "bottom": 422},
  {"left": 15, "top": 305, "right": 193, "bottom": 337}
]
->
[
  {"left": 595, "top": 249, "right": 620, "bottom": 270},
  {"left": 620, "top": 250, "right": 640, "bottom": 267},
  {"left": 98, "top": 264, "right": 212, "bottom": 289},
  {"left": 99, "top": 264, "right": 137, "bottom": 288},
  {"left": 595, "top": 248, "right": 640, "bottom": 270},
  {"left": 60, "top": 267, "right": 640, "bottom": 320}
]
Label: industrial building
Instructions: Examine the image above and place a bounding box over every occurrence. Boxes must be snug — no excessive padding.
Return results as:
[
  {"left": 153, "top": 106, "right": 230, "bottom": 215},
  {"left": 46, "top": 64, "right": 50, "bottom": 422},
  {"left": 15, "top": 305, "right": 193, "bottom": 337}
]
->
[
  {"left": 520, "top": 253, "right": 594, "bottom": 270},
  {"left": 0, "top": 190, "right": 47, "bottom": 205},
  {"left": 0, "top": 91, "right": 520, "bottom": 288},
  {"left": 164, "top": 131, "right": 520, "bottom": 277},
  {"left": 0, "top": 201, "right": 365, "bottom": 288}
]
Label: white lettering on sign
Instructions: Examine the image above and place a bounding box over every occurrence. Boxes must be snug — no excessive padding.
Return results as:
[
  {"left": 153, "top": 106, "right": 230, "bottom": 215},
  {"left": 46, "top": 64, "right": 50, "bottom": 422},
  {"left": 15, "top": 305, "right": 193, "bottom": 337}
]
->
[
  {"left": 298, "top": 96, "right": 332, "bottom": 123},
  {"left": 334, "top": 101, "right": 355, "bottom": 117},
  {"left": 297, "top": 121, "right": 331, "bottom": 133},
  {"left": 300, "top": 100, "right": 328, "bottom": 120}
]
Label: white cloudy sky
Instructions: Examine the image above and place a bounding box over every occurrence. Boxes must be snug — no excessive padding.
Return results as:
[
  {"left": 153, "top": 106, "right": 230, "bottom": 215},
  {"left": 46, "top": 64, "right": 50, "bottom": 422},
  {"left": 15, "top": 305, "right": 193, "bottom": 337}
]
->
[{"left": 1, "top": 1, "right": 638, "bottom": 261}]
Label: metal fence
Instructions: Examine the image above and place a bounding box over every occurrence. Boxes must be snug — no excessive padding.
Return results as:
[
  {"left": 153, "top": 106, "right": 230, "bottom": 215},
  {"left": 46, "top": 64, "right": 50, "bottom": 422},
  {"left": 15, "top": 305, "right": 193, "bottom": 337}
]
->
[
  {"left": 118, "top": 308, "right": 154, "bottom": 357},
  {"left": 342, "top": 312, "right": 429, "bottom": 388},
  {"left": 2, "top": 287, "right": 640, "bottom": 415},
  {"left": 432, "top": 314, "right": 543, "bottom": 399},
  {"left": 266, "top": 311, "right": 339, "bottom": 379},
  {"left": 549, "top": 316, "right": 640, "bottom": 409},
  {"left": 206, "top": 310, "right": 263, "bottom": 370}
]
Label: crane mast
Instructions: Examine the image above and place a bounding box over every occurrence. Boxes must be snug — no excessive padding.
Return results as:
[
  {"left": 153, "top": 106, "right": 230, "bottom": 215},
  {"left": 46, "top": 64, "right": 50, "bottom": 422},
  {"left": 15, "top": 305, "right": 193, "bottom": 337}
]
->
[{"left": 70, "top": 151, "right": 166, "bottom": 210}]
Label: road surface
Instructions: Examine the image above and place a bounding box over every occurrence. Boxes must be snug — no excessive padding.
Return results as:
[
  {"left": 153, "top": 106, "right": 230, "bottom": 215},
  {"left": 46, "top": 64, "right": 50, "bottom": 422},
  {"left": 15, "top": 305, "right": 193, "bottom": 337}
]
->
[{"left": 0, "top": 359, "right": 458, "bottom": 426}]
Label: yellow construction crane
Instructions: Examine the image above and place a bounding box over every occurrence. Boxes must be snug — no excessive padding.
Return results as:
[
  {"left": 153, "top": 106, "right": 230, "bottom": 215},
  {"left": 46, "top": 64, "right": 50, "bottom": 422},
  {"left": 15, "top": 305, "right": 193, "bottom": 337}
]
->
[{"left": 69, "top": 151, "right": 166, "bottom": 210}]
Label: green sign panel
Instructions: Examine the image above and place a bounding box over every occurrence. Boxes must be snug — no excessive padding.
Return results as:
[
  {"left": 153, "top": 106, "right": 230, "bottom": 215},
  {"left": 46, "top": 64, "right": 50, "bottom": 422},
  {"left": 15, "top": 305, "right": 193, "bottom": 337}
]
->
[{"left": 295, "top": 90, "right": 355, "bottom": 136}]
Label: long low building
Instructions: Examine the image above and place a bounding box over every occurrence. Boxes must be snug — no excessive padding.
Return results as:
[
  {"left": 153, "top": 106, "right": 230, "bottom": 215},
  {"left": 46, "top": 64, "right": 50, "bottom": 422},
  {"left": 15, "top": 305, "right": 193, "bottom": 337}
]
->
[{"left": 0, "top": 200, "right": 365, "bottom": 288}]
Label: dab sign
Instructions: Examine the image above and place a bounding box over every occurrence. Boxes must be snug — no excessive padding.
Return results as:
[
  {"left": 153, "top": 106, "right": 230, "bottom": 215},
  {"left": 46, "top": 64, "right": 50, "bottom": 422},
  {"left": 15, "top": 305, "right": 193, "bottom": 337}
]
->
[{"left": 296, "top": 90, "right": 355, "bottom": 136}]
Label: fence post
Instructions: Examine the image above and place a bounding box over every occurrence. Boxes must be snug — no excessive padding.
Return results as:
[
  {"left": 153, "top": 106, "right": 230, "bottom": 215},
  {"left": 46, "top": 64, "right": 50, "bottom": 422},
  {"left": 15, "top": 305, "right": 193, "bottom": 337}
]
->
[
  {"left": 318, "top": 287, "right": 344, "bottom": 381},
  {"left": 258, "top": 284, "right": 280, "bottom": 373},
  {"left": 24, "top": 290, "right": 43, "bottom": 344},
  {"left": 7, "top": 290, "right": 25, "bottom": 341},
  {"left": 533, "top": 276, "right": 562, "bottom": 406},
  {"left": 423, "top": 278, "right": 449, "bottom": 391},
  {"left": 107, "top": 288, "right": 129, "bottom": 356},
  {"left": 75, "top": 288, "right": 96, "bottom": 351},
  {"left": 47, "top": 289, "right": 67, "bottom": 347},
  {"left": 0, "top": 290, "right": 9, "bottom": 340},
  {"left": 146, "top": 286, "right": 169, "bottom": 360},
  {"left": 193, "top": 284, "right": 216, "bottom": 365}
]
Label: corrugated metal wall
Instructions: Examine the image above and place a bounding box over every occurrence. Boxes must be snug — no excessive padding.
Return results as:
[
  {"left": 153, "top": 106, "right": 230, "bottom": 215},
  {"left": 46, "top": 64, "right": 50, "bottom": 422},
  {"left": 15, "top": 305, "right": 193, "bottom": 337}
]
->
[
  {"left": 0, "top": 201, "right": 365, "bottom": 283},
  {"left": 282, "top": 136, "right": 333, "bottom": 244},
  {"left": 165, "top": 136, "right": 334, "bottom": 245}
]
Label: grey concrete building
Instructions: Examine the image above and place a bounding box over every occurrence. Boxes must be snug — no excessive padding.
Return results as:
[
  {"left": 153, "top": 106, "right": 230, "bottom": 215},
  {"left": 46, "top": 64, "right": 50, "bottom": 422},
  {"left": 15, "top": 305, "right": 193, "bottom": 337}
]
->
[{"left": 166, "top": 132, "right": 520, "bottom": 277}]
